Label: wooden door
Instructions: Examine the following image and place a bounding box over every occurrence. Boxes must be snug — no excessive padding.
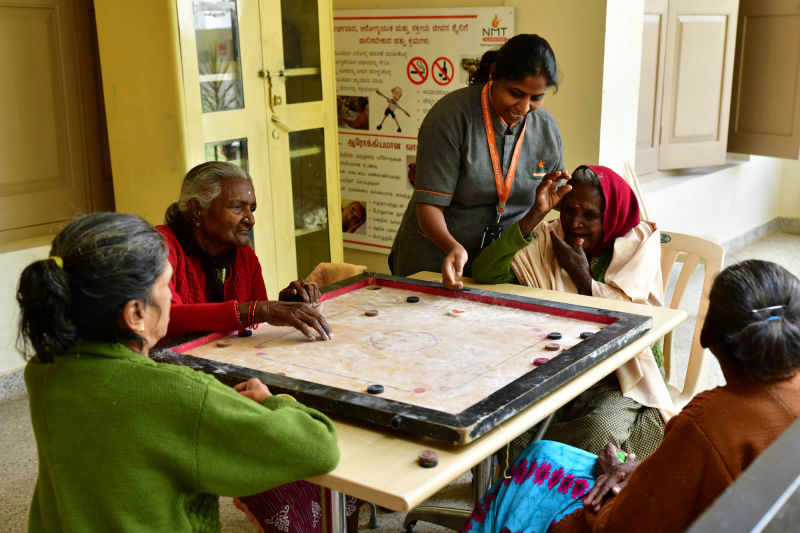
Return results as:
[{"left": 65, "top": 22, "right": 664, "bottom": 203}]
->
[
  {"left": 635, "top": 0, "right": 668, "bottom": 176},
  {"left": 177, "top": 0, "right": 342, "bottom": 295},
  {"left": 0, "top": 0, "right": 112, "bottom": 243},
  {"left": 258, "top": 0, "right": 343, "bottom": 283},
  {"left": 728, "top": 0, "right": 800, "bottom": 159},
  {"left": 658, "top": 0, "right": 738, "bottom": 169},
  {"left": 177, "top": 0, "right": 280, "bottom": 296}
]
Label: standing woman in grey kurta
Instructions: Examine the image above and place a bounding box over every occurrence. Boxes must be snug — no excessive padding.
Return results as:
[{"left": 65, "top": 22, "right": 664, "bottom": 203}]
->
[{"left": 390, "top": 34, "right": 567, "bottom": 289}]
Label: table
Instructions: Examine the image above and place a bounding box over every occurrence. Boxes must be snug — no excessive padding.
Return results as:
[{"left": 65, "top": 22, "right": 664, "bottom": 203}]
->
[
  {"left": 310, "top": 273, "right": 685, "bottom": 532},
  {"left": 163, "top": 272, "right": 654, "bottom": 445},
  {"left": 153, "top": 272, "right": 686, "bottom": 532}
]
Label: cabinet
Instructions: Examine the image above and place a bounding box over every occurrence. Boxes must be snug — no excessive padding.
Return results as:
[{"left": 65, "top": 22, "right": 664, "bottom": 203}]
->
[
  {"left": 635, "top": 0, "right": 738, "bottom": 174},
  {"left": 728, "top": 0, "right": 800, "bottom": 159},
  {"left": 94, "top": 0, "right": 342, "bottom": 298},
  {"left": 0, "top": 0, "right": 113, "bottom": 244},
  {"left": 179, "top": 0, "right": 343, "bottom": 295}
]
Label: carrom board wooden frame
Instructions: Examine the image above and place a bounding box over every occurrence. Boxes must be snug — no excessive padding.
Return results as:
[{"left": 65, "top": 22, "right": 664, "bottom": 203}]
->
[{"left": 151, "top": 273, "right": 652, "bottom": 444}]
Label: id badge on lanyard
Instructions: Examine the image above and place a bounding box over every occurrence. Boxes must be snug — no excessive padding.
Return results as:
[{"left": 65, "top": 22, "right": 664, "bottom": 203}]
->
[
  {"left": 479, "top": 82, "right": 527, "bottom": 250},
  {"left": 480, "top": 217, "right": 504, "bottom": 250}
]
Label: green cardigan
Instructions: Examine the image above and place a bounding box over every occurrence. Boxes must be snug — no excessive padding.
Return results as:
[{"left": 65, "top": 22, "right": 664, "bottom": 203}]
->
[{"left": 25, "top": 341, "right": 340, "bottom": 532}]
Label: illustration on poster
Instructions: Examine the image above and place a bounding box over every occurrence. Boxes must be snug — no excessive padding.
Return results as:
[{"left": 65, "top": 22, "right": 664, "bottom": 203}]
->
[
  {"left": 376, "top": 87, "right": 411, "bottom": 132},
  {"left": 334, "top": 7, "right": 515, "bottom": 253},
  {"left": 342, "top": 200, "right": 367, "bottom": 234},
  {"left": 337, "top": 95, "right": 370, "bottom": 130},
  {"left": 432, "top": 57, "right": 455, "bottom": 85}
]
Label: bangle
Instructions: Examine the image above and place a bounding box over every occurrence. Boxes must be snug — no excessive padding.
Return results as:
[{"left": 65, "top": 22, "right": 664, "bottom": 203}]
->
[
  {"left": 248, "top": 301, "right": 259, "bottom": 329},
  {"left": 235, "top": 301, "right": 246, "bottom": 329},
  {"left": 274, "top": 393, "right": 297, "bottom": 401}
]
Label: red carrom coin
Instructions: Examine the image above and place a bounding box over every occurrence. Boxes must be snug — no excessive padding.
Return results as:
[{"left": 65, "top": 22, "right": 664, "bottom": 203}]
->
[{"left": 418, "top": 449, "right": 438, "bottom": 467}]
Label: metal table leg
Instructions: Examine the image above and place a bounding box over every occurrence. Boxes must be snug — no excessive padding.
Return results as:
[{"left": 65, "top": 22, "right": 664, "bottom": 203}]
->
[
  {"left": 402, "top": 458, "right": 490, "bottom": 532},
  {"left": 324, "top": 489, "right": 348, "bottom": 533}
]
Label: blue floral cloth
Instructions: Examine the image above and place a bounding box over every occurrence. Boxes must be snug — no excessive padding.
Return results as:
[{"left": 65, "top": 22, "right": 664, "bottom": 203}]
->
[{"left": 461, "top": 440, "right": 597, "bottom": 533}]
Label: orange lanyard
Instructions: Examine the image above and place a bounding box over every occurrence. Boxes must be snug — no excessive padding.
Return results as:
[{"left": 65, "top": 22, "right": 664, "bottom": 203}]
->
[{"left": 481, "top": 82, "right": 527, "bottom": 218}]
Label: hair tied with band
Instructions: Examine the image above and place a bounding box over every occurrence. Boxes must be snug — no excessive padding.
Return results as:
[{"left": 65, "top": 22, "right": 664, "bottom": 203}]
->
[{"left": 49, "top": 256, "right": 63, "bottom": 269}]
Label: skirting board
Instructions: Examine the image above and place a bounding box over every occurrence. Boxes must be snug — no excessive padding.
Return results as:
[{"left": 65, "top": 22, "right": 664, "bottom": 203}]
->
[{"left": 723, "top": 217, "right": 800, "bottom": 254}]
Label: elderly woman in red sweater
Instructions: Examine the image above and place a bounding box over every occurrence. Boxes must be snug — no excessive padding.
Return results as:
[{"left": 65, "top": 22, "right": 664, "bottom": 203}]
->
[
  {"left": 157, "top": 161, "right": 332, "bottom": 341},
  {"left": 156, "top": 161, "right": 359, "bottom": 532}
]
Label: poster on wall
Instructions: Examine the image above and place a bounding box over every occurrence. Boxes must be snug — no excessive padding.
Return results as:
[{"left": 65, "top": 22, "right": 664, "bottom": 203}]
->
[{"left": 333, "top": 7, "right": 515, "bottom": 253}]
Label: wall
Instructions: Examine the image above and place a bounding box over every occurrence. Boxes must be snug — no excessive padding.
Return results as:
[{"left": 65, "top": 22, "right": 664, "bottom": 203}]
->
[
  {"left": 780, "top": 160, "right": 800, "bottom": 218},
  {"left": 598, "top": 0, "right": 643, "bottom": 169},
  {"left": 642, "top": 157, "right": 785, "bottom": 242},
  {"left": 0, "top": 240, "right": 51, "bottom": 376},
  {"left": 93, "top": 0, "right": 190, "bottom": 225}
]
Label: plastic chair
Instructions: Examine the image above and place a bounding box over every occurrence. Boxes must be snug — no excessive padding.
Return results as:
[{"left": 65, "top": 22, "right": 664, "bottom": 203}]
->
[{"left": 659, "top": 230, "right": 724, "bottom": 411}]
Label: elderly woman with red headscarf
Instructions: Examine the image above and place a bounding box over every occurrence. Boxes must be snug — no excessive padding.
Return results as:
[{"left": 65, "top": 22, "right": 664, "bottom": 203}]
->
[{"left": 472, "top": 165, "right": 672, "bottom": 461}]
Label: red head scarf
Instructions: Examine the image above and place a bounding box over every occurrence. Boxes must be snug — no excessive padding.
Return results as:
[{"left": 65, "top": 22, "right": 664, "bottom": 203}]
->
[{"left": 574, "top": 165, "right": 640, "bottom": 251}]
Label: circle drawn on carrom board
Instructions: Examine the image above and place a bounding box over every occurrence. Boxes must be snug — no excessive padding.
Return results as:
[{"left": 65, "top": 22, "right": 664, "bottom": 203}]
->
[{"left": 370, "top": 330, "right": 438, "bottom": 352}]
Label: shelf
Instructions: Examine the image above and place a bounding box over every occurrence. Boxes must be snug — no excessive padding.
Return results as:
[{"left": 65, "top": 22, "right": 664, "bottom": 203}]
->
[
  {"left": 198, "top": 73, "right": 240, "bottom": 83},
  {"left": 285, "top": 67, "right": 321, "bottom": 78},
  {"left": 295, "top": 225, "right": 328, "bottom": 237},
  {"left": 289, "top": 146, "right": 323, "bottom": 158}
]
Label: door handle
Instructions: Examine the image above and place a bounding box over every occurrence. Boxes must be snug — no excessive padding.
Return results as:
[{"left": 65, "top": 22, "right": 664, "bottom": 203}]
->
[
  {"left": 271, "top": 114, "right": 293, "bottom": 132},
  {"left": 260, "top": 69, "right": 287, "bottom": 111}
]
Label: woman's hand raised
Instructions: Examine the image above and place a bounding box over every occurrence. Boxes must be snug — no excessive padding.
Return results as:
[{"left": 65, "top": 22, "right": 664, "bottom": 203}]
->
[
  {"left": 258, "top": 301, "right": 333, "bottom": 341},
  {"left": 519, "top": 170, "right": 572, "bottom": 236}
]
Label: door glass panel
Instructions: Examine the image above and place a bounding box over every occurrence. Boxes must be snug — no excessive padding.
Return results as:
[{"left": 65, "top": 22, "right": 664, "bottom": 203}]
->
[
  {"left": 281, "top": 0, "right": 322, "bottom": 103},
  {"left": 204, "top": 138, "right": 248, "bottom": 172},
  {"left": 193, "top": 0, "right": 244, "bottom": 112},
  {"left": 290, "top": 128, "right": 329, "bottom": 277}
]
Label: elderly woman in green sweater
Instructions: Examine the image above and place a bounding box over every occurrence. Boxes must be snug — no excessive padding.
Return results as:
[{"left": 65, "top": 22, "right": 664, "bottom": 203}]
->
[{"left": 17, "top": 212, "right": 340, "bottom": 532}]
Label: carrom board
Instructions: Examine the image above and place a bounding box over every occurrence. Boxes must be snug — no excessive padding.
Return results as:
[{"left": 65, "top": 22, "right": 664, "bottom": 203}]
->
[{"left": 152, "top": 273, "right": 652, "bottom": 444}]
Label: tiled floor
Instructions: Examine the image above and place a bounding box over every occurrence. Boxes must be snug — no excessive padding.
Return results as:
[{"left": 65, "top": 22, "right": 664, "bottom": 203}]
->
[{"left": 2, "top": 232, "right": 799, "bottom": 532}]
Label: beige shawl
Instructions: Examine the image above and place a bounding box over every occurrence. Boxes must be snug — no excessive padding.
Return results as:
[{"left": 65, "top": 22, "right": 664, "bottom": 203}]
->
[{"left": 511, "top": 219, "right": 673, "bottom": 411}]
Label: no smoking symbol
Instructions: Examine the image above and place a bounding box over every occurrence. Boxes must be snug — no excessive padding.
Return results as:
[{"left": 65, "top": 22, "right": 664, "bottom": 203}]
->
[
  {"left": 407, "top": 57, "right": 428, "bottom": 85},
  {"left": 432, "top": 57, "right": 454, "bottom": 85}
]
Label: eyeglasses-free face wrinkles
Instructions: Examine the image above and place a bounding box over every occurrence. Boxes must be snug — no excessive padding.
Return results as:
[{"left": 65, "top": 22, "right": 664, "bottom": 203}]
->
[{"left": 195, "top": 178, "right": 257, "bottom": 256}]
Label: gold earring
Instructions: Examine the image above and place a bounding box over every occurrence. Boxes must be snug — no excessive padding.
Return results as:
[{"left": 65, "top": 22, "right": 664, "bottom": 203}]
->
[{"left": 138, "top": 325, "right": 145, "bottom": 333}]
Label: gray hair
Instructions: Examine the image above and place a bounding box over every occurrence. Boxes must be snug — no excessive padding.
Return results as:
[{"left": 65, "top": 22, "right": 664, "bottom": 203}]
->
[
  {"left": 570, "top": 166, "right": 600, "bottom": 188},
  {"left": 176, "top": 161, "right": 251, "bottom": 214},
  {"left": 17, "top": 212, "right": 168, "bottom": 362},
  {"left": 703, "top": 259, "right": 800, "bottom": 381}
]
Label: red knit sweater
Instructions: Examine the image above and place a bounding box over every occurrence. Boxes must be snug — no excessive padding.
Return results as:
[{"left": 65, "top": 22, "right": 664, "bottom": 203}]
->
[{"left": 157, "top": 226, "right": 268, "bottom": 337}]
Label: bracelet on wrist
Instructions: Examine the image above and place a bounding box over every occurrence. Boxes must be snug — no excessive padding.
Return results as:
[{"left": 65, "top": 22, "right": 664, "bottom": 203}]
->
[{"left": 274, "top": 393, "right": 297, "bottom": 402}]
